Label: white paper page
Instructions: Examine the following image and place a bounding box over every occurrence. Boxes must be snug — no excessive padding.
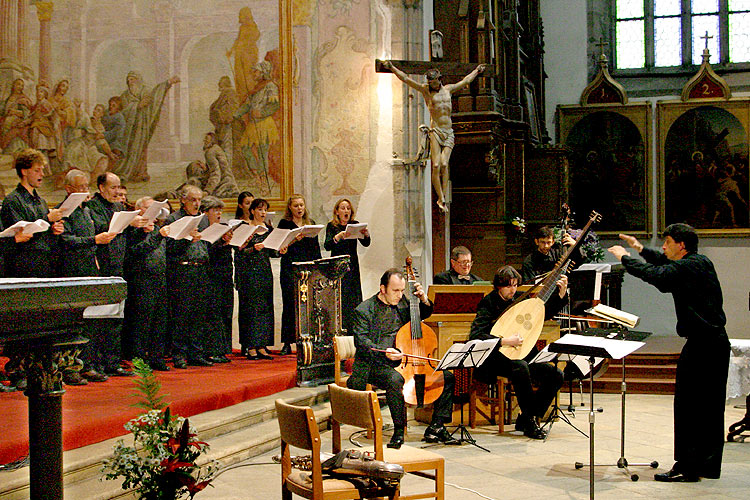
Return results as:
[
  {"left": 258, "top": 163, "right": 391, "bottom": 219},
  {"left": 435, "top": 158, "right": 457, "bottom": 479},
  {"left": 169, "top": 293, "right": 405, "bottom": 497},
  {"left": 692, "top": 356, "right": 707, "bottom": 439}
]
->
[
  {"left": 228, "top": 224, "right": 268, "bottom": 247},
  {"left": 142, "top": 199, "right": 170, "bottom": 223},
  {"left": 264, "top": 211, "right": 276, "bottom": 224},
  {"left": 260, "top": 227, "right": 293, "bottom": 251},
  {"left": 553, "top": 334, "right": 644, "bottom": 360},
  {"left": 165, "top": 215, "right": 204, "bottom": 240},
  {"left": 530, "top": 345, "right": 558, "bottom": 364},
  {"left": 299, "top": 224, "right": 324, "bottom": 237},
  {"left": 200, "top": 223, "right": 232, "bottom": 244},
  {"left": 59, "top": 192, "right": 89, "bottom": 217},
  {"left": 344, "top": 222, "right": 368, "bottom": 239},
  {"left": 225, "top": 218, "right": 245, "bottom": 228},
  {"left": 108, "top": 210, "right": 139, "bottom": 235},
  {"left": 0, "top": 219, "right": 50, "bottom": 237}
]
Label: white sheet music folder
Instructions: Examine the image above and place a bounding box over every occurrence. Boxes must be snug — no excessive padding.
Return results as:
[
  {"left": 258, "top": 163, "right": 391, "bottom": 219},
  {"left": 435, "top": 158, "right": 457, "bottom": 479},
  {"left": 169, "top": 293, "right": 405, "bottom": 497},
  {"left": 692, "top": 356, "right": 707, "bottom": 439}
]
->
[{"left": 548, "top": 334, "right": 644, "bottom": 360}]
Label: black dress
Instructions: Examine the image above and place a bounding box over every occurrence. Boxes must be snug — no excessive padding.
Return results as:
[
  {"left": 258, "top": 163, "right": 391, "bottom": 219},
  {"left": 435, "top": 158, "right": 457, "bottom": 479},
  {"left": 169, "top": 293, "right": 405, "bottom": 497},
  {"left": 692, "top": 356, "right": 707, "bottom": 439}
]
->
[
  {"left": 324, "top": 221, "right": 371, "bottom": 333},
  {"left": 235, "top": 225, "right": 275, "bottom": 350},
  {"left": 208, "top": 239, "right": 234, "bottom": 355},
  {"left": 277, "top": 218, "right": 322, "bottom": 345}
]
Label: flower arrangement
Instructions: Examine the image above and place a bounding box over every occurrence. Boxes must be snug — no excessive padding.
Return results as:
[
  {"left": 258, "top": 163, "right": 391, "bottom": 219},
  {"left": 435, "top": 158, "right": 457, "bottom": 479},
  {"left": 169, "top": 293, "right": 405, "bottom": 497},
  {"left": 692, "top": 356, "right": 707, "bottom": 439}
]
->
[
  {"left": 555, "top": 227, "right": 605, "bottom": 263},
  {"left": 102, "top": 359, "right": 218, "bottom": 500},
  {"left": 507, "top": 216, "right": 526, "bottom": 234}
]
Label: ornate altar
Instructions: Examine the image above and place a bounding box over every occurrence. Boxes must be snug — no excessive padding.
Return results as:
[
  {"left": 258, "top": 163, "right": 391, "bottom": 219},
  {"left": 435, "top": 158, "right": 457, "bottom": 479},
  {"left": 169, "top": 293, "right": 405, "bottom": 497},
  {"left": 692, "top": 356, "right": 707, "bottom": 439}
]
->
[{"left": 293, "top": 255, "right": 350, "bottom": 386}]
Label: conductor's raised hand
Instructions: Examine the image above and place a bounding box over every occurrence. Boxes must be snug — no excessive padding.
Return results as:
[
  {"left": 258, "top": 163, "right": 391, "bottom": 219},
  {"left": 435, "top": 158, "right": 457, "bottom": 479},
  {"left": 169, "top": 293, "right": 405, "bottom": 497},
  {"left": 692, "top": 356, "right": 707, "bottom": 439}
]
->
[
  {"left": 385, "top": 347, "right": 403, "bottom": 361},
  {"left": 618, "top": 233, "right": 643, "bottom": 253},
  {"left": 608, "top": 245, "right": 630, "bottom": 261}
]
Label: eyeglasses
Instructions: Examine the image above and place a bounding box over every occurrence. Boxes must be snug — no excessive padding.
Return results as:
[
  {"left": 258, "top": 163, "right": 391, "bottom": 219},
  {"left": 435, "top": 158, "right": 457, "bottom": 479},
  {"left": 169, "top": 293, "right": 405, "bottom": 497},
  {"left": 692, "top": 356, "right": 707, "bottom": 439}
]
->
[{"left": 453, "top": 260, "right": 473, "bottom": 266}]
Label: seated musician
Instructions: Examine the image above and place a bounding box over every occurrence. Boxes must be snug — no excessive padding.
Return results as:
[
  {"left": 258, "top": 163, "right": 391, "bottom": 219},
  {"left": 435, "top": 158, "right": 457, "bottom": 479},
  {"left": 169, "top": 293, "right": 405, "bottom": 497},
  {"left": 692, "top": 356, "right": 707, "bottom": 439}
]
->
[
  {"left": 469, "top": 266, "right": 567, "bottom": 439},
  {"left": 433, "top": 245, "right": 483, "bottom": 284},
  {"left": 348, "top": 268, "right": 458, "bottom": 449},
  {"left": 521, "top": 226, "right": 579, "bottom": 284}
]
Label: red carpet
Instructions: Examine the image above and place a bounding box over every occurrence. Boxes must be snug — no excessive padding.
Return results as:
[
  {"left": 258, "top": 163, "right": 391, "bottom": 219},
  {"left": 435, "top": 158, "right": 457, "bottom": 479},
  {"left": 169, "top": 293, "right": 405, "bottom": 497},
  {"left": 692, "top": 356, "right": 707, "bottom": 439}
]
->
[{"left": 0, "top": 354, "right": 297, "bottom": 465}]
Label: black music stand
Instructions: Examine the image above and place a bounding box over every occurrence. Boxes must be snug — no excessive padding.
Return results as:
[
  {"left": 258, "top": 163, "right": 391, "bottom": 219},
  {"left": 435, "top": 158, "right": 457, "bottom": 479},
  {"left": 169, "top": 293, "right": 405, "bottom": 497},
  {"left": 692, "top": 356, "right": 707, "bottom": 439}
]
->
[
  {"left": 549, "top": 333, "right": 644, "bottom": 500},
  {"left": 434, "top": 339, "right": 499, "bottom": 452}
]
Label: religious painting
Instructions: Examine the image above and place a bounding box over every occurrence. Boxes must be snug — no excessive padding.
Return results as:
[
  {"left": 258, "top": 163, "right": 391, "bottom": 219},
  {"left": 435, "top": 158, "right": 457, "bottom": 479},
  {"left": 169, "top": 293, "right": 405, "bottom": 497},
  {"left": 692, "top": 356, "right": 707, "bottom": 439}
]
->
[
  {"left": 657, "top": 101, "right": 750, "bottom": 235},
  {"left": 557, "top": 103, "right": 651, "bottom": 236},
  {"left": 523, "top": 79, "right": 540, "bottom": 141},
  {"left": 0, "top": 1, "right": 294, "bottom": 210}
]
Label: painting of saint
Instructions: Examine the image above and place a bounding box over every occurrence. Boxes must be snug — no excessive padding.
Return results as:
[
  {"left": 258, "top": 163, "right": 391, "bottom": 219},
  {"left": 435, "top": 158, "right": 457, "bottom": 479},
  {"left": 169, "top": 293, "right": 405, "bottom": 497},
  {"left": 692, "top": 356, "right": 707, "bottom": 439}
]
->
[
  {"left": 564, "top": 110, "right": 647, "bottom": 233},
  {"left": 664, "top": 106, "right": 749, "bottom": 229}
]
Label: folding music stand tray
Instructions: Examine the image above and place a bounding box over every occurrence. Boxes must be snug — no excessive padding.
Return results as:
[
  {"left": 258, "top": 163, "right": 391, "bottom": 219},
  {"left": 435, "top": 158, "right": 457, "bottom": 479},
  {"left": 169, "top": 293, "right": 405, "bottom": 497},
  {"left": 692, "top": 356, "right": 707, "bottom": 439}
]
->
[
  {"left": 434, "top": 339, "right": 499, "bottom": 453},
  {"left": 549, "top": 333, "right": 644, "bottom": 500}
]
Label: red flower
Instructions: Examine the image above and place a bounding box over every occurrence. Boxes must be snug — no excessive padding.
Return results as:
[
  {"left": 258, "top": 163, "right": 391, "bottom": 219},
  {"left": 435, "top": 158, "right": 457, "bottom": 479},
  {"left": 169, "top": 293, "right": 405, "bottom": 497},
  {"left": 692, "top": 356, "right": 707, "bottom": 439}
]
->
[{"left": 160, "top": 457, "right": 194, "bottom": 472}]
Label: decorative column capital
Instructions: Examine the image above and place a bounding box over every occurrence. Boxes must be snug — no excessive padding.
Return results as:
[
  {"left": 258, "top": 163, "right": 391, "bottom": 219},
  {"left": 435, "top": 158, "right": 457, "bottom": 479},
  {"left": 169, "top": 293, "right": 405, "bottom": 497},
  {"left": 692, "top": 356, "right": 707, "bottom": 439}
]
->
[
  {"left": 34, "top": 1, "right": 54, "bottom": 22},
  {"left": 19, "top": 347, "right": 83, "bottom": 396}
]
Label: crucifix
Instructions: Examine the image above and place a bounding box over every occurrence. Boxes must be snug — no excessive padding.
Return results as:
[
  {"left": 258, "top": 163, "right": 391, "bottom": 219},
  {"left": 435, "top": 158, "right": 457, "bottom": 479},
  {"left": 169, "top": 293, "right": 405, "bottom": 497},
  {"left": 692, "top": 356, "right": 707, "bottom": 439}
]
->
[
  {"left": 701, "top": 31, "right": 714, "bottom": 50},
  {"left": 375, "top": 58, "right": 489, "bottom": 213},
  {"left": 594, "top": 37, "right": 609, "bottom": 60}
]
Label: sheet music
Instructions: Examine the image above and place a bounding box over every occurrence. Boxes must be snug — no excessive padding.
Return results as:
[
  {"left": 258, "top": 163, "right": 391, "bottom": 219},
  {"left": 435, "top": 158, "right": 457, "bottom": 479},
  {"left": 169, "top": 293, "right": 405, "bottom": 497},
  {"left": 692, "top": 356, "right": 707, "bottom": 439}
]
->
[
  {"left": 435, "top": 338, "right": 500, "bottom": 371},
  {"left": 344, "top": 222, "right": 368, "bottom": 239},
  {"left": 0, "top": 219, "right": 50, "bottom": 237},
  {"left": 298, "top": 224, "right": 324, "bottom": 237},
  {"left": 108, "top": 210, "right": 140, "bottom": 235},
  {"left": 261, "top": 227, "right": 293, "bottom": 251},
  {"left": 59, "top": 192, "right": 89, "bottom": 217},
  {"left": 553, "top": 334, "right": 644, "bottom": 360},
  {"left": 228, "top": 223, "right": 268, "bottom": 247},
  {"left": 141, "top": 199, "right": 170, "bottom": 223},
  {"left": 224, "top": 218, "right": 244, "bottom": 228},
  {"left": 200, "top": 223, "right": 232, "bottom": 244},
  {"left": 165, "top": 215, "right": 204, "bottom": 240}
]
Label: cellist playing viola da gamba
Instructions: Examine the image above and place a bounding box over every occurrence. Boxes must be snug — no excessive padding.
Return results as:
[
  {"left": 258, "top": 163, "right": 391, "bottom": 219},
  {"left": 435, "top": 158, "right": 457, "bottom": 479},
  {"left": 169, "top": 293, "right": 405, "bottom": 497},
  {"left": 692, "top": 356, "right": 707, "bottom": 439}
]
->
[{"left": 347, "top": 268, "right": 459, "bottom": 449}]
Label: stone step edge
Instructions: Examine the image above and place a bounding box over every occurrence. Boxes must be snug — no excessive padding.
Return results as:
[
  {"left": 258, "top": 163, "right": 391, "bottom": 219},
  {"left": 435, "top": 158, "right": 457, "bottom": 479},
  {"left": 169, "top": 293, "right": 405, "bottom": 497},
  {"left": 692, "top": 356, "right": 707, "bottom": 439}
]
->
[{"left": 0, "top": 385, "right": 330, "bottom": 500}]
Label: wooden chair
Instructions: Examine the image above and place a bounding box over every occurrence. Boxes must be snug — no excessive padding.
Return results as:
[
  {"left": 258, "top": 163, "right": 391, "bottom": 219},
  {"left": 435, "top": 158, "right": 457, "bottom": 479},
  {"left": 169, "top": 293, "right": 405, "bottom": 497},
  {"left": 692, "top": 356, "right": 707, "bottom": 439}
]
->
[
  {"left": 333, "top": 335, "right": 358, "bottom": 388},
  {"left": 328, "top": 384, "right": 445, "bottom": 500},
  {"left": 468, "top": 376, "right": 513, "bottom": 433},
  {"left": 275, "top": 398, "right": 399, "bottom": 500}
]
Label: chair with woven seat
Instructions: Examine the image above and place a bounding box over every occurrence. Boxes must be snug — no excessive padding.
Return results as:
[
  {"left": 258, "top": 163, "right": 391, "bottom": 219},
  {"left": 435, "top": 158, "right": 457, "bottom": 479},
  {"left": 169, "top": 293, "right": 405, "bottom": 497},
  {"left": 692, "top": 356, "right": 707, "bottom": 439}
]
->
[
  {"left": 275, "top": 398, "right": 399, "bottom": 500},
  {"left": 328, "top": 383, "right": 444, "bottom": 500}
]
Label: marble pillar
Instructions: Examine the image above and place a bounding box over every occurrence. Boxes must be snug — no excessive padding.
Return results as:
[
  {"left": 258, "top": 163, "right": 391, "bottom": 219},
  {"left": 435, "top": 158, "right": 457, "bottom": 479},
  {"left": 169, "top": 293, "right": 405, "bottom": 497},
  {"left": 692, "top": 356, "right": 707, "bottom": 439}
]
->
[{"left": 36, "top": 1, "right": 54, "bottom": 83}]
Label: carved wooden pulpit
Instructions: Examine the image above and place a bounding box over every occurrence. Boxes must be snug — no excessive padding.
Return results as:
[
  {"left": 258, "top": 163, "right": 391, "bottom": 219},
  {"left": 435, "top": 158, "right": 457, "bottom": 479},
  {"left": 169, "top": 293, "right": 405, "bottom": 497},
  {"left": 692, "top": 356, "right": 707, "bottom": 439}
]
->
[{"left": 292, "top": 255, "right": 350, "bottom": 386}]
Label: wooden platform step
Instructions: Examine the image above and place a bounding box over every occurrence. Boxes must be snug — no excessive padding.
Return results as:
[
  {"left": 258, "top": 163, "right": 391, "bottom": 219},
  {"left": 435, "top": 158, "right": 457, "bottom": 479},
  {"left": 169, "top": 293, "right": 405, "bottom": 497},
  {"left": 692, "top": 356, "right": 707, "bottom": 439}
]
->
[
  {"left": 580, "top": 352, "right": 679, "bottom": 395},
  {"left": 586, "top": 377, "right": 675, "bottom": 395}
]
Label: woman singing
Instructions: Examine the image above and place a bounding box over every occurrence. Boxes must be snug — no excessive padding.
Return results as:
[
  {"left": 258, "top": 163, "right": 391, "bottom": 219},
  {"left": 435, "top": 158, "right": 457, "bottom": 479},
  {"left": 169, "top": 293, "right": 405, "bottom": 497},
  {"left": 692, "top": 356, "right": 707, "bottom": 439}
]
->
[
  {"left": 277, "top": 194, "right": 321, "bottom": 355},
  {"left": 235, "top": 198, "right": 276, "bottom": 360},
  {"left": 324, "top": 198, "right": 370, "bottom": 333}
]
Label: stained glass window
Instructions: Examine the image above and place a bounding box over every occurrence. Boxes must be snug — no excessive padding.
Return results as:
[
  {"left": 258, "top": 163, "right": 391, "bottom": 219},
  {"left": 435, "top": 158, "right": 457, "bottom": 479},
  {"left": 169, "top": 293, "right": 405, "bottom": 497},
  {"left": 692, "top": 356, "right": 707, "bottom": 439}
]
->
[{"left": 614, "top": 1, "right": 750, "bottom": 69}]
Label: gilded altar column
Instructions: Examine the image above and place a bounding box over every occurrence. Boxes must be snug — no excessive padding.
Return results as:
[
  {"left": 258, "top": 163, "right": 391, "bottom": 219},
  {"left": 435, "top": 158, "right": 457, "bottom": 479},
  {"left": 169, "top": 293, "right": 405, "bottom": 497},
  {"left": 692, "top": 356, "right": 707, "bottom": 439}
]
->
[
  {"left": 0, "top": 0, "right": 18, "bottom": 60},
  {"left": 17, "top": 0, "right": 28, "bottom": 65},
  {"left": 36, "top": 1, "right": 54, "bottom": 83}
]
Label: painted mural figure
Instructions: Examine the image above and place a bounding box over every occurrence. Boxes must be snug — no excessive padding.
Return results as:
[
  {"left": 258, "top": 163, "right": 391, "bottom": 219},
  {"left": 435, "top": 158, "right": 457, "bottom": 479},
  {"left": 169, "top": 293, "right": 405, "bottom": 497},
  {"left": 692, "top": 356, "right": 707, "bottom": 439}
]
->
[
  {"left": 63, "top": 103, "right": 114, "bottom": 183},
  {"left": 234, "top": 61, "right": 279, "bottom": 194},
  {"left": 102, "top": 96, "right": 127, "bottom": 156},
  {"left": 51, "top": 79, "right": 77, "bottom": 147},
  {"left": 202, "top": 131, "right": 239, "bottom": 198},
  {"left": 383, "top": 61, "right": 485, "bottom": 212},
  {"left": 28, "top": 81, "right": 59, "bottom": 168},
  {"left": 227, "top": 6, "right": 260, "bottom": 102},
  {"left": 0, "top": 78, "right": 32, "bottom": 154},
  {"left": 114, "top": 72, "right": 180, "bottom": 183},
  {"left": 208, "top": 75, "right": 239, "bottom": 170}
]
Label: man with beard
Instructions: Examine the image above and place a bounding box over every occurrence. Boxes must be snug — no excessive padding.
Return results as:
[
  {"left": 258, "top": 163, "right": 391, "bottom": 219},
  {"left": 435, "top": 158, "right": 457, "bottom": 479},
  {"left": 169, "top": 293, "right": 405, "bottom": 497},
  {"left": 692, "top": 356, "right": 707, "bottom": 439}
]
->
[{"left": 114, "top": 72, "right": 179, "bottom": 182}]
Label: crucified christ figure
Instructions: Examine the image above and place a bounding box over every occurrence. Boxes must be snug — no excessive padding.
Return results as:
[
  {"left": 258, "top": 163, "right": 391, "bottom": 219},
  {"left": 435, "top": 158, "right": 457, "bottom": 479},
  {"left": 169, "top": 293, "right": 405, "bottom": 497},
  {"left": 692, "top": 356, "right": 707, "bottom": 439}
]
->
[{"left": 383, "top": 61, "right": 485, "bottom": 212}]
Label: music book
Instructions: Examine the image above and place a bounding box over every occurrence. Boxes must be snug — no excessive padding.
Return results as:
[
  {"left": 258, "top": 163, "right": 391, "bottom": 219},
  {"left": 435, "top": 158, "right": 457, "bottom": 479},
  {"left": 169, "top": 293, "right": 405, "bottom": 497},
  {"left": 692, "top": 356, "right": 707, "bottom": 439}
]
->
[
  {"left": 228, "top": 223, "right": 268, "bottom": 247},
  {"left": 586, "top": 303, "right": 640, "bottom": 328},
  {"left": 165, "top": 215, "right": 204, "bottom": 240},
  {"left": 265, "top": 211, "right": 277, "bottom": 224},
  {"left": 199, "top": 223, "right": 232, "bottom": 244},
  {"left": 343, "top": 222, "right": 368, "bottom": 239},
  {"left": 549, "top": 334, "right": 644, "bottom": 360},
  {"left": 108, "top": 210, "right": 140, "bottom": 235},
  {"left": 434, "top": 338, "right": 500, "bottom": 371},
  {"left": 59, "top": 192, "right": 89, "bottom": 217},
  {"left": 530, "top": 345, "right": 604, "bottom": 376},
  {"left": 0, "top": 219, "right": 50, "bottom": 237},
  {"left": 262, "top": 224, "right": 324, "bottom": 251},
  {"left": 141, "top": 199, "right": 170, "bottom": 223}
]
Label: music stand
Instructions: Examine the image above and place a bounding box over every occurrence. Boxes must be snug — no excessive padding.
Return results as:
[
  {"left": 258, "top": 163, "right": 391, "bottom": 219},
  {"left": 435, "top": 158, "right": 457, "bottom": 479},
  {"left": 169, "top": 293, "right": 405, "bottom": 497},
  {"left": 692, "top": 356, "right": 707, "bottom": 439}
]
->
[
  {"left": 549, "top": 333, "right": 644, "bottom": 500},
  {"left": 434, "top": 339, "right": 499, "bottom": 453},
  {"left": 576, "top": 309, "right": 658, "bottom": 482}
]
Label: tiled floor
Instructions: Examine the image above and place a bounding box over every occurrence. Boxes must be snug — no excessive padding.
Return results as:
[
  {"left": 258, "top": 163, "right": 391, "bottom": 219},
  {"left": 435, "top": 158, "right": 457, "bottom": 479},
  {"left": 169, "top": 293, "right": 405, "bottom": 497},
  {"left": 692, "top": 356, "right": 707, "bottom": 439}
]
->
[{"left": 204, "top": 393, "right": 750, "bottom": 499}]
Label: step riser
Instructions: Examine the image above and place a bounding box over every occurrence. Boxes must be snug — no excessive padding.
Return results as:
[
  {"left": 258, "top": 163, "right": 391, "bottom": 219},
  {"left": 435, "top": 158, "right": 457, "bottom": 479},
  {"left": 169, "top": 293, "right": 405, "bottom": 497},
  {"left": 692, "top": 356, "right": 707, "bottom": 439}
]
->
[{"left": 599, "top": 366, "right": 677, "bottom": 380}]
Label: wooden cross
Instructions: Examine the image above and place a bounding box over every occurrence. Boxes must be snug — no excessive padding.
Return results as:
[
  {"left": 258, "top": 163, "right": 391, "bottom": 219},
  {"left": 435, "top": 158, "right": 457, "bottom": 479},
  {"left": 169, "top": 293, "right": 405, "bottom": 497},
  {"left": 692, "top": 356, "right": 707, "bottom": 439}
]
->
[
  {"left": 701, "top": 31, "right": 713, "bottom": 50},
  {"left": 375, "top": 59, "right": 492, "bottom": 80},
  {"left": 594, "top": 37, "right": 609, "bottom": 59}
]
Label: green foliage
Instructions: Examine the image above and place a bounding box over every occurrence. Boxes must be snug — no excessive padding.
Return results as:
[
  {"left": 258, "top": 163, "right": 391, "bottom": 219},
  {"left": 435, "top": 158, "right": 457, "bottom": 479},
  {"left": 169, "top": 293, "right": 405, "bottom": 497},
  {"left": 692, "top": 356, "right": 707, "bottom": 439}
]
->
[
  {"left": 131, "top": 358, "right": 169, "bottom": 412},
  {"left": 102, "top": 359, "right": 218, "bottom": 499}
]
